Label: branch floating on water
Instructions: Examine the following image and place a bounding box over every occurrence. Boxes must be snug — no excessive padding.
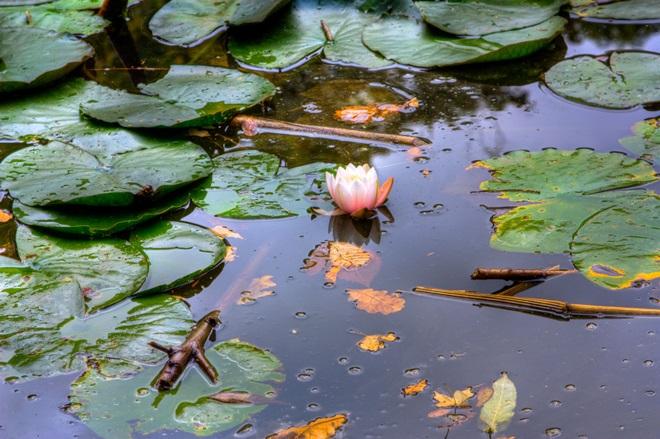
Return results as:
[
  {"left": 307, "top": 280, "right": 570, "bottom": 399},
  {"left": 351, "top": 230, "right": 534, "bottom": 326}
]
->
[{"left": 471, "top": 266, "right": 576, "bottom": 281}]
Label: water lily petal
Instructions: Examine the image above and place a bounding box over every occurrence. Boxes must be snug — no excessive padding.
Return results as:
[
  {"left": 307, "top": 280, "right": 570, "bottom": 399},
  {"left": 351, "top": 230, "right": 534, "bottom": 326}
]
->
[{"left": 376, "top": 177, "right": 394, "bottom": 207}]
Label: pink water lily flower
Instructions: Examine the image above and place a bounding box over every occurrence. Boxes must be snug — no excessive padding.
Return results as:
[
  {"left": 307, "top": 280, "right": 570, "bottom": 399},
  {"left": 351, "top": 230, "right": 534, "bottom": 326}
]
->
[{"left": 326, "top": 164, "right": 394, "bottom": 218}]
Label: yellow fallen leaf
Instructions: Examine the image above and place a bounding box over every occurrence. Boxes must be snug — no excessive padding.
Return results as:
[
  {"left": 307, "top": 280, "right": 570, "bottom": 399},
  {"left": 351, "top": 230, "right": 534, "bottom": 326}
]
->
[
  {"left": 266, "top": 414, "right": 348, "bottom": 439},
  {"left": 334, "top": 97, "right": 419, "bottom": 124},
  {"left": 238, "top": 275, "right": 276, "bottom": 305},
  {"left": 357, "top": 332, "right": 398, "bottom": 352},
  {"left": 210, "top": 224, "right": 243, "bottom": 240},
  {"left": 0, "top": 210, "right": 12, "bottom": 223},
  {"left": 303, "top": 241, "right": 372, "bottom": 284},
  {"left": 402, "top": 379, "right": 428, "bottom": 397},
  {"left": 433, "top": 387, "right": 474, "bottom": 408},
  {"left": 346, "top": 288, "right": 405, "bottom": 315}
]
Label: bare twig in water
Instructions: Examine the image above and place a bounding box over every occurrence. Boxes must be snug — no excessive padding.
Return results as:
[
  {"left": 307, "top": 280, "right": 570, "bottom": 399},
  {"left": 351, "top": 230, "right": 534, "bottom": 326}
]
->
[
  {"left": 413, "top": 286, "right": 660, "bottom": 318},
  {"left": 149, "top": 310, "right": 220, "bottom": 391},
  {"left": 231, "top": 115, "right": 430, "bottom": 147},
  {"left": 471, "top": 266, "right": 576, "bottom": 281},
  {"left": 492, "top": 281, "right": 540, "bottom": 296},
  {"left": 320, "top": 20, "right": 334, "bottom": 42},
  {"left": 86, "top": 67, "right": 168, "bottom": 72}
]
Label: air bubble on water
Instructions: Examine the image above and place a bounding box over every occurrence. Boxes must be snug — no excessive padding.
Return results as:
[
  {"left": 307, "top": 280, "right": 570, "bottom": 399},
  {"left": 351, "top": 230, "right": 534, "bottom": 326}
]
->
[
  {"left": 337, "top": 357, "right": 349, "bottom": 365},
  {"left": 236, "top": 424, "right": 253, "bottom": 435},
  {"left": 645, "top": 390, "right": 656, "bottom": 397},
  {"left": 348, "top": 366, "right": 362, "bottom": 375},
  {"left": 27, "top": 394, "right": 38, "bottom": 401},
  {"left": 545, "top": 427, "right": 562, "bottom": 437},
  {"left": 403, "top": 368, "right": 420, "bottom": 377},
  {"left": 323, "top": 282, "right": 335, "bottom": 288},
  {"left": 585, "top": 322, "right": 598, "bottom": 330},
  {"left": 564, "top": 384, "right": 576, "bottom": 392},
  {"left": 643, "top": 360, "right": 654, "bottom": 367},
  {"left": 294, "top": 311, "right": 307, "bottom": 319},
  {"left": 550, "top": 400, "right": 562, "bottom": 408},
  {"left": 521, "top": 407, "right": 533, "bottom": 414},
  {"left": 307, "top": 403, "right": 320, "bottom": 411},
  {"left": 136, "top": 387, "right": 150, "bottom": 397}
]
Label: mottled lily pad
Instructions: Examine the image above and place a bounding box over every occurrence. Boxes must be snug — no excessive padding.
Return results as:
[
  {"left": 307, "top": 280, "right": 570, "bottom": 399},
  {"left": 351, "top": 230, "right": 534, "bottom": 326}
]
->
[
  {"left": 67, "top": 339, "right": 284, "bottom": 439},
  {"left": 571, "top": 193, "right": 660, "bottom": 289},
  {"left": 0, "top": 0, "right": 108, "bottom": 35},
  {"left": 12, "top": 189, "right": 191, "bottom": 237},
  {"left": 544, "top": 51, "right": 660, "bottom": 109},
  {"left": 415, "top": 0, "right": 565, "bottom": 35},
  {"left": 0, "top": 26, "right": 93, "bottom": 93},
  {"left": 362, "top": 16, "right": 565, "bottom": 68},
  {"left": 149, "top": 0, "right": 289, "bottom": 46},
  {"left": 572, "top": 0, "right": 660, "bottom": 20},
  {"left": 130, "top": 220, "right": 226, "bottom": 294},
  {"left": 80, "top": 65, "right": 276, "bottom": 128},
  {"left": 619, "top": 117, "right": 660, "bottom": 160},
  {"left": 0, "top": 134, "right": 212, "bottom": 207},
  {"left": 191, "top": 150, "right": 336, "bottom": 219},
  {"left": 228, "top": 0, "right": 392, "bottom": 70}
]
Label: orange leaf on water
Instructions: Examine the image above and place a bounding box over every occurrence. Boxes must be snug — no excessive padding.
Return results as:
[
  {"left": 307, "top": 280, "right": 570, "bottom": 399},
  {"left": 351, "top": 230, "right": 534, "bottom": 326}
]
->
[
  {"left": 346, "top": 288, "right": 405, "bottom": 315},
  {"left": 267, "top": 414, "right": 348, "bottom": 439},
  {"left": 357, "top": 332, "right": 398, "bottom": 352},
  {"left": 303, "top": 241, "right": 374, "bottom": 284},
  {"left": 402, "top": 379, "right": 428, "bottom": 397},
  {"left": 0, "top": 210, "right": 12, "bottom": 223}
]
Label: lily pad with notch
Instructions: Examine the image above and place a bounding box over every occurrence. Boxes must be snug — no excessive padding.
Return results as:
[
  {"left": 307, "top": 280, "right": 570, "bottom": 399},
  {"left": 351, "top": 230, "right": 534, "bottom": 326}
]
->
[
  {"left": 619, "top": 117, "right": 660, "bottom": 160},
  {"left": 571, "top": 0, "right": 660, "bottom": 20}
]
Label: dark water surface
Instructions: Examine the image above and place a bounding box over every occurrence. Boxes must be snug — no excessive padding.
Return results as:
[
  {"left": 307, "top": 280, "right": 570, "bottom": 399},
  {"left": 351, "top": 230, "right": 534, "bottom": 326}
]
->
[{"left": 1, "top": 4, "right": 659, "bottom": 439}]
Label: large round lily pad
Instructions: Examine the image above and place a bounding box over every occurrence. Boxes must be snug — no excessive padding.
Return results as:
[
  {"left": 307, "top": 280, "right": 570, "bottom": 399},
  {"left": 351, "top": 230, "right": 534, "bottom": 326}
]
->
[
  {"left": 571, "top": 193, "right": 660, "bottom": 289},
  {"left": 80, "top": 65, "right": 276, "bottom": 128},
  {"left": 130, "top": 220, "right": 226, "bottom": 294},
  {"left": 12, "top": 189, "right": 191, "bottom": 237},
  {"left": 149, "top": 0, "right": 289, "bottom": 46},
  {"left": 228, "top": 0, "right": 392, "bottom": 70},
  {"left": 415, "top": 0, "right": 565, "bottom": 35},
  {"left": 0, "top": 26, "right": 93, "bottom": 93},
  {"left": 619, "top": 117, "right": 660, "bottom": 160},
  {"left": 0, "top": 0, "right": 108, "bottom": 35},
  {"left": 362, "top": 16, "right": 565, "bottom": 68},
  {"left": 67, "top": 339, "right": 284, "bottom": 438},
  {"left": 191, "top": 150, "right": 336, "bottom": 219},
  {"left": 0, "top": 134, "right": 212, "bottom": 207},
  {"left": 572, "top": 0, "right": 660, "bottom": 20},
  {"left": 544, "top": 51, "right": 660, "bottom": 109},
  {"left": 0, "top": 224, "right": 148, "bottom": 313}
]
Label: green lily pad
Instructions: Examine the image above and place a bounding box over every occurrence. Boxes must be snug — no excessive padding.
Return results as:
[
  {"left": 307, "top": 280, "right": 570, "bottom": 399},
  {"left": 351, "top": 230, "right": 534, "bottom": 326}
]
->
[
  {"left": 130, "top": 220, "right": 226, "bottom": 294},
  {"left": 0, "top": 26, "right": 93, "bottom": 93},
  {"left": 12, "top": 189, "right": 191, "bottom": 237},
  {"left": 0, "top": 0, "right": 108, "bottom": 35},
  {"left": 473, "top": 149, "right": 658, "bottom": 289},
  {"left": 0, "top": 0, "right": 101, "bottom": 6},
  {"left": 149, "top": 0, "right": 289, "bottom": 46},
  {"left": 228, "top": 0, "right": 392, "bottom": 70},
  {"left": 0, "top": 133, "right": 212, "bottom": 207},
  {"left": 80, "top": 65, "right": 276, "bottom": 128},
  {"left": 415, "top": 0, "right": 565, "bottom": 36},
  {"left": 544, "top": 51, "right": 660, "bottom": 109},
  {"left": 191, "top": 150, "right": 336, "bottom": 219},
  {"left": 0, "top": 283, "right": 192, "bottom": 381},
  {"left": 619, "top": 117, "right": 660, "bottom": 160},
  {"left": 572, "top": 0, "right": 660, "bottom": 20},
  {"left": 362, "top": 16, "right": 565, "bottom": 68},
  {"left": 67, "top": 339, "right": 284, "bottom": 438},
  {"left": 571, "top": 193, "right": 660, "bottom": 289},
  {"left": 0, "top": 224, "right": 148, "bottom": 313}
]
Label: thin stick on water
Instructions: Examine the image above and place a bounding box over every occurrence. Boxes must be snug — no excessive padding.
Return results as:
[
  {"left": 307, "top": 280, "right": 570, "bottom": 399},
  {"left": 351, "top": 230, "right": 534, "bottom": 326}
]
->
[{"left": 471, "top": 266, "right": 576, "bottom": 281}]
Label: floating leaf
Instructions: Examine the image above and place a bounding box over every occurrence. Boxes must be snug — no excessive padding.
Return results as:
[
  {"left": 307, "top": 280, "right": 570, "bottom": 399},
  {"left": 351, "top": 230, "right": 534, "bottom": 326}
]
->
[
  {"left": 238, "top": 275, "right": 277, "bottom": 304},
  {"left": 0, "top": 0, "right": 108, "bottom": 35},
  {"left": 357, "top": 332, "right": 398, "bottom": 352},
  {"left": 130, "top": 221, "right": 227, "bottom": 294},
  {"left": 191, "top": 150, "right": 335, "bottom": 219},
  {"left": 0, "top": 26, "right": 93, "bottom": 93},
  {"left": 302, "top": 241, "right": 373, "bottom": 284},
  {"left": 544, "top": 51, "right": 660, "bottom": 109},
  {"left": 67, "top": 339, "right": 284, "bottom": 439},
  {"left": 0, "top": 134, "right": 212, "bottom": 207},
  {"left": 572, "top": 0, "right": 660, "bottom": 20},
  {"left": 0, "top": 224, "right": 148, "bottom": 313},
  {"left": 476, "top": 386, "right": 494, "bottom": 407},
  {"left": 0, "top": 210, "right": 12, "bottom": 222},
  {"left": 571, "top": 193, "right": 660, "bottom": 289},
  {"left": 415, "top": 0, "right": 565, "bottom": 36},
  {"left": 0, "top": 288, "right": 191, "bottom": 381},
  {"left": 12, "top": 189, "right": 190, "bottom": 237},
  {"left": 334, "top": 97, "right": 418, "bottom": 124},
  {"left": 479, "top": 373, "right": 517, "bottom": 434},
  {"left": 346, "top": 288, "right": 405, "bottom": 314},
  {"left": 81, "top": 65, "right": 276, "bottom": 128},
  {"left": 619, "top": 117, "right": 660, "bottom": 160},
  {"left": 267, "top": 414, "right": 348, "bottom": 439},
  {"left": 433, "top": 387, "right": 475, "bottom": 409},
  {"left": 228, "top": 0, "right": 392, "bottom": 70},
  {"left": 149, "top": 0, "right": 289, "bottom": 46},
  {"left": 210, "top": 224, "right": 244, "bottom": 240},
  {"left": 362, "top": 16, "right": 565, "bottom": 68},
  {"left": 402, "top": 379, "right": 428, "bottom": 397}
]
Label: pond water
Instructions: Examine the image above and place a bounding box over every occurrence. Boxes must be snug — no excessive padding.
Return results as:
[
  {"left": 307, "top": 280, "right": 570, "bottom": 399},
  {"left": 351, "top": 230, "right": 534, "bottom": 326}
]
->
[{"left": 1, "top": 3, "right": 659, "bottom": 439}]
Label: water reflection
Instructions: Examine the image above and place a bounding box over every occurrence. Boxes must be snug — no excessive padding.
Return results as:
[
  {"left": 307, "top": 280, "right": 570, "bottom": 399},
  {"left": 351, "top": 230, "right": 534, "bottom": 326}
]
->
[{"left": 328, "top": 214, "right": 384, "bottom": 246}]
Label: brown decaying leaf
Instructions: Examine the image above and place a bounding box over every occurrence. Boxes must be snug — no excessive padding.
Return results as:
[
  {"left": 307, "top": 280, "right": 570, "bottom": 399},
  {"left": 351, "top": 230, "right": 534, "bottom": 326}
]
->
[
  {"left": 238, "top": 275, "right": 276, "bottom": 305},
  {"left": 357, "top": 332, "right": 398, "bottom": 352},
  {"left": 0, "top": 210, "right": 12, "bottom": 223},
  {"left": 433, "top": 387, "right": 475, "bottom": 408},
  {"left": 346, "top": 288, "right": 405, "bottom": 315},
  {"left": 209, "top": 391, "right": 254, "bottom": 405},
  {"left": 402, "top": 379, "right": 428, "bottom": 397},
  {"left": 303, "top": 241, "right": 373, "bottom": 284},
  {"left": 334, "top": 98, "right": 419, "bottom": 124},
  {"left": 476, "top": 386, "right": 494, "bottom": 407},
  {"left": 210, "top": 224, "right": 243, "bottom": 240},
  {"left": 267, "top": 414, "right": 348, "bottom": 439},
  {"left": 224, "top": 246, "right": 237, "bottom": 262}
]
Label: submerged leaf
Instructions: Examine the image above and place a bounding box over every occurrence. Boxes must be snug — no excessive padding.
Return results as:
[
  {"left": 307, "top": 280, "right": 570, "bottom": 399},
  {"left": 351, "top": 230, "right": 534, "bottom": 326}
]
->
[
  {"left": 239, "top": 275, "right": 277, "bottom": 304},
  {"left": 619, "top": 117, "right": 660, "bottom": 160},
  {"left": 357, "top": 332, "right": 398, "bottom": 352},
  {"left": 267, "top": 414, "right": 348, "bottom": 439},
  {"left": 346, "top": 288, "right": 405, "bottom": 314},
  {"left": 479, "top": 373, "right": 517, "bottom": 434},
  {"left": 334, "top": 97, "right": 419, "bottom": 124}
]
